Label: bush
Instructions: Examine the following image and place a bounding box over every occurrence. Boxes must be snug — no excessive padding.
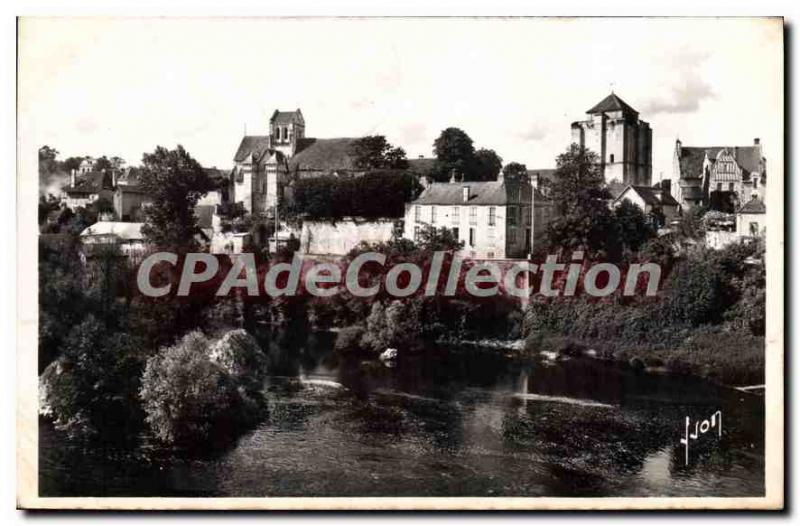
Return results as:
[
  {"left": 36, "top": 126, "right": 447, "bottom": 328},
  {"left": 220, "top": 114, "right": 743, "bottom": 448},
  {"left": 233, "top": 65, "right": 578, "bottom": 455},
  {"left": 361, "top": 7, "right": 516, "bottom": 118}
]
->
[
  {"left": 334, "top": 325, "right": 366, "bottom": 356},
  {"left": 208, "top": 329, "right": 268, "bottom": 389},
  {"left": 39, "top": 316, "right": 150, "bottom": 437},
  {"left": 139, "top": 331, "right": 263, "bottom": 444}
]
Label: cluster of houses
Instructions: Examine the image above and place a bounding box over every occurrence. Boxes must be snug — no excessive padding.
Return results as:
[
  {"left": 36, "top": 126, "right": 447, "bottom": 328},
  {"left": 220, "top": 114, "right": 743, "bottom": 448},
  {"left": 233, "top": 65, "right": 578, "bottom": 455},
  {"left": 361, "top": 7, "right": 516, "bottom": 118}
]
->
[{"left": 58, "top": 92, "right": 767, "bottom": 261}]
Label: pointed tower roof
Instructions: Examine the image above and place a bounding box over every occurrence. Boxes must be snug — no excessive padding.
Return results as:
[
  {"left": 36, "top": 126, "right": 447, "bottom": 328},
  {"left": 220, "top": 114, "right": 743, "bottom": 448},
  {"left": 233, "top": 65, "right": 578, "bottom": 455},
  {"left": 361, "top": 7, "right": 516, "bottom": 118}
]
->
[{"left": 587, "top": 93, "right": 638, "bottom": 117}]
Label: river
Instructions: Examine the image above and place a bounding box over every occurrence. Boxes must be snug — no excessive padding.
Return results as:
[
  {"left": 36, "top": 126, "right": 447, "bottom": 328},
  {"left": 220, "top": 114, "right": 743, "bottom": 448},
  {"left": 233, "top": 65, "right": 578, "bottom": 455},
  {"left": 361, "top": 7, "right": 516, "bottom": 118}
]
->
[{"left": 39, "top": 333, "right": 764, "bottom": 497}]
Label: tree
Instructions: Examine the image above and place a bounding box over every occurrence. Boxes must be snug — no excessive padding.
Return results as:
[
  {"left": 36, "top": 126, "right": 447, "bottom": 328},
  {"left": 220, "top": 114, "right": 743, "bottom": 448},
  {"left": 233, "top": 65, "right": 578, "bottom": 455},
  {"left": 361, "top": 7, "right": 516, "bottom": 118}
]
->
[
  {"left": 94, "top": 156, "right": 113, "bottom": 173},
  {"left": 349, "top": 135, "right": 408, "bottom": 170},
  {"left": 432, "top": 127, "right": 476, "bottom": 181},
  {"left": 61, "top": 156, "right": 84, "bottom": 173},
  {"left": 138, "top": 145, "right": 215, "bottom": 251},
  {"left": 544, "top": 144, "right": 622, "bottom": 259},
  {"left": 139, "top": 331, "right": 262, "bottom": 444},
  {"left": 38, "top": 145, "right": 59, "bottom": 175},
  {"left": 472, "top": 148, "right": 503, "bottom": 181},
  {"left": 613, "top": 200, "right": 657, "bottom": 255},
  {"left": 502, "top": 162, "right": 528, "bottom": 182}
]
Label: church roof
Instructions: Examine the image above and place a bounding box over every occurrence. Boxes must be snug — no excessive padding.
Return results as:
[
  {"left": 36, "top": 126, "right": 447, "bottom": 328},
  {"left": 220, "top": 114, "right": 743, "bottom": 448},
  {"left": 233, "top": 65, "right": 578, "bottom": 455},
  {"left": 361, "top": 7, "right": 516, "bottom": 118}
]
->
[
  {"left": 234, "top": 136, "right": 271, "bottom": 163},
  {"left": 587, "top": 93, "right": 639, "bottom": 116},
  {"left": 410, "top": 180, "right": 512, "bottom": 206},
  {"left": 289, "top": 138, "right": 359, "bottom": 173},
  {"left": 270, "top": 109, "right": 304, "bottom": 125}
]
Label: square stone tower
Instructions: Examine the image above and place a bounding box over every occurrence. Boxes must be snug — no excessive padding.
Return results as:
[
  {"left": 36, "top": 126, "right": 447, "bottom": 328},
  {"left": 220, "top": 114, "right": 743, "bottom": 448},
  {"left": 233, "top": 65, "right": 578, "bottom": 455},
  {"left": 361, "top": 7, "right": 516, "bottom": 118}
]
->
[
  {"left": 269, "top": 109, "right": 305, "bottom": 158},
  {"left": 570, "top": 93, "right": 652, "bottom": 187}
]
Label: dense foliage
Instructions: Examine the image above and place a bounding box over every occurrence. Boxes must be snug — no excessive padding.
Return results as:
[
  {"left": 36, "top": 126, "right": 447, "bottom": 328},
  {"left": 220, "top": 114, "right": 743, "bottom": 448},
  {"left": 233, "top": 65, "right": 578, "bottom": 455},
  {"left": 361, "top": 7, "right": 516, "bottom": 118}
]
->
[
  {"left": 288, "top": 170, "right": 421, "bottom": 219},
  {"left": 348, "top": 135, "right": 408, "bottom": 170},
  {"left": 138, "top": 145, "right": 216, "bottom": 251},
  {"left": 139, "top": 331, "right": 265, "bottom": 444}
]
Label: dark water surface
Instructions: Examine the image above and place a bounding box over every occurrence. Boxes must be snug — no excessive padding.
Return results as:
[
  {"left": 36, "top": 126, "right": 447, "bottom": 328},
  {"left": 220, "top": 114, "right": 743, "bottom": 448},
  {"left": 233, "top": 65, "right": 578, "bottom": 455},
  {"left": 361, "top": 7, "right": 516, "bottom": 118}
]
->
[{"left": 40, "top": 334, "right": 764, "bottom": 497}]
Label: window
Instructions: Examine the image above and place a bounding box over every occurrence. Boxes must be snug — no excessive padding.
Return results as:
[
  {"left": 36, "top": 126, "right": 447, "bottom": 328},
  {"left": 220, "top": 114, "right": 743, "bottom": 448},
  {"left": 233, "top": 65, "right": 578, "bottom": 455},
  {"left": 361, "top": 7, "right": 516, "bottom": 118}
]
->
[
  {"left": 469, "top": 207, "right": 477, "bottom": 225},
  {"left": 431, "top": 206, "right": 437, "bottom": 224},
  {"left": 749, "top": 222, "right": 759, "bottom": 236},
  {"left": 415, "top": 205, "right": 421, "bottom": 222},
  {"left": 609, "top": 154, "right": 615, "bottom": 163},
  {"left": 489, "top": 207, "right": 496, "bottom": 226},
  {"left": 487, "top": 252, "right": 495, "bottom": 259},
  {"left": 469, "top": 227, "right": 476, "bottom": 246},
  {"left": 452, "top": 227, "right": 459, "bottom": 239},
  {"left": 452, "top": 206, "right": 460, "bottom": 224},
  {"left": 728, "top": 182, "right": 735, "bottom": 192},
  {"left": 282, "top": 127, "right": 288, "bottom": 141},
  {"left": 716, "top": 183, "right": 723, "bottom": 191},
  {"left": 508, "top": 206, "right": 517, "bottom": 226},
  {"left": 414, "top": 226, "right": 421, "bottom": 242}
]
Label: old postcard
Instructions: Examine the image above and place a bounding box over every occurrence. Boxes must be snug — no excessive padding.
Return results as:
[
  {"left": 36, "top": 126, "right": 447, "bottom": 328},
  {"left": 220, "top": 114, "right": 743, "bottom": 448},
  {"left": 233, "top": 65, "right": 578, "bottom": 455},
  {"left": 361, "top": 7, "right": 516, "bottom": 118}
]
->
[{"left": 16, "top": 17, "right": 784, "bottom": 510}]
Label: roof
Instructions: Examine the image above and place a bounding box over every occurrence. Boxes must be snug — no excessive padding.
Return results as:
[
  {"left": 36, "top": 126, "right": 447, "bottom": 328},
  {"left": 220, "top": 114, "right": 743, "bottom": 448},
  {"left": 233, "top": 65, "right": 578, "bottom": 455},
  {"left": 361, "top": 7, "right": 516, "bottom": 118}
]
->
[
  {"left": 289, "top": 138, "right": 359, "bottom": 172},
  {"left": 607, "top": 180, "right": 627, "bottom": 200},
  {"left": 115, "top": 184, "right": 148, "bottom": 194},
  {"left": 80, "top": 221, "right": 144, "bottom": 240},
  {"left": 738, "top": 197, "right": 766, "bottom": 214},
  {"left": 410, "top": 180, "right": 512, "bottom": 206},
  {"left": 677, "top": 145, "right": 764, "bottom": 179},
  {"left": 657, "top": 189, "right": 680, "bottom": 206},
  {"left": 618, "top": 185, "right": 662, "bottom": 207},
  {"left": 234, "top": 136, "right": 272, "bottom": 163},
  {"left": 587, "top": 93, "right": 639, "bottom": 116},
  {"left": 63, "top": 171, "right": 112, "bottom": 194},
  {"left": 270, "top": 109, "right": 304, "bottom": 125}
]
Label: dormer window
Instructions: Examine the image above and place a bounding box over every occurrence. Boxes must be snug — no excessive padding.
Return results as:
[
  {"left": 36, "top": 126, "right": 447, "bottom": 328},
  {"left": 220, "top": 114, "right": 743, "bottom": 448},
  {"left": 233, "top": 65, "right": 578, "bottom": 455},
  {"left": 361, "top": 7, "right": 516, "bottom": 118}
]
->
[{"left": 462, "top": 186, "right": 470, "bottom": 203}]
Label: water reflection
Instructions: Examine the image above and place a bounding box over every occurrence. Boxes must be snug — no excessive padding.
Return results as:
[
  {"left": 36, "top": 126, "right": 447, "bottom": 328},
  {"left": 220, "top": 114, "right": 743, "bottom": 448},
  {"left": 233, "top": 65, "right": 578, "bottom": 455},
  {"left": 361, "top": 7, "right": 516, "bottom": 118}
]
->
[{"left": 39, "top": 332, "right": 765, "bottom": 497}]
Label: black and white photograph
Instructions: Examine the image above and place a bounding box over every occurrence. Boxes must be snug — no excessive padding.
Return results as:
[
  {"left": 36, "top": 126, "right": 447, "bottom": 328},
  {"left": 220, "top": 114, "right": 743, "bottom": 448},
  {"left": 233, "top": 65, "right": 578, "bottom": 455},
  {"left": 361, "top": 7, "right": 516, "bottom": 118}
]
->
[{"left": 15, "top": 15, "right": 784, "bottom": 510}]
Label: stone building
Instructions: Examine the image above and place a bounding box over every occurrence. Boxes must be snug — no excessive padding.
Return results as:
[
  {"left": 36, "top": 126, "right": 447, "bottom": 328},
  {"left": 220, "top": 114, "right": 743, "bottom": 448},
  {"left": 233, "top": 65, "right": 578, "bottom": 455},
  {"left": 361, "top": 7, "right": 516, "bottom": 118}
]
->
[
  {"left": 403, "top": 173, "right": 544, "bottom": 259},
  {"left": 571, "top": 93, "right": 652, "bottom": 186},
  {"left": 228, "top": 109, "right": 361, "bottom": 216},
  {"left": 612, "top": 180, "right": 680, "bottom": 222},
  {"left": 672, "top": 138, "right": 766, "bottom": 211},
  {"left": 61, "top": 169, "right": 114, "bottom": 210}
]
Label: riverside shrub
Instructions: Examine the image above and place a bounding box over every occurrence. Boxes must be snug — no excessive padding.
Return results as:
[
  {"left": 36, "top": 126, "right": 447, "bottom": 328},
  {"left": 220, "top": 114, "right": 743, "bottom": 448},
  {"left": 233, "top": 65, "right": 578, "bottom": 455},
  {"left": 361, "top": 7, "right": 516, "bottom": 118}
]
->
[{"left": 139, "top": 330, "right": 264, "bottom": 444}]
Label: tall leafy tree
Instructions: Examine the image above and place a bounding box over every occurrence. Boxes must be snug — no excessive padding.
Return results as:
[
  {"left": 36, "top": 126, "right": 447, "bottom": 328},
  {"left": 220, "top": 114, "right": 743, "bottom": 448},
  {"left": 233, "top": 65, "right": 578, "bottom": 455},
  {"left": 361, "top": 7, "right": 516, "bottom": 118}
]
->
[
  {"left": 349, "top": 135, "right": 408, "bottom": 170},
  {"left": 472, "top": 148, "right": 503, "bottom": 181},
  {"left": 545, "top": 143, "right": 622, "bottom": 260},
  {"left": 138, "top": 145, "right": 215, "bottom": 251},
  {"left": 502, "top": 162, "right": 528, "bottom": 182},
  {"left": 432, "top": 127, "right": 476, "bottom": 182}
]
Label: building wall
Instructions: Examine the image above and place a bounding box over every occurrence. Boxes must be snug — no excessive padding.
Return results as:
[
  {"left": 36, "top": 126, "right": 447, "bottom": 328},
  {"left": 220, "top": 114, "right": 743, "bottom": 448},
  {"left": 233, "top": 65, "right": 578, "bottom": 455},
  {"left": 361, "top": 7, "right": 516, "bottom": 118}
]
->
[
  {"left": 572, "top": 112, "right": 652, "bottom": 186},
  {"left": 301, "top": 219, "right": 397, "bottom": 255},
  {"left": 114, "top": 191, "right": 152, "bottom": 221},
  {"left": 736, "top": 212, "right": 766, "bottom": 238},
  {"left": 403, "top": 203, "right": 516, "bottom": 259}
]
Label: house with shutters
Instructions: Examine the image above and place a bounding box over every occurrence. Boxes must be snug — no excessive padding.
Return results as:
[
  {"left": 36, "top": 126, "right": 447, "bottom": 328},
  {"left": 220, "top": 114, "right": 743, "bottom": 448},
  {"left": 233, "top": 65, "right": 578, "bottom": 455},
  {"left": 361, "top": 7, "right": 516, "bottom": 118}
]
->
[{"left": 402, "top": 173, "right": 547, "bottom": 259}]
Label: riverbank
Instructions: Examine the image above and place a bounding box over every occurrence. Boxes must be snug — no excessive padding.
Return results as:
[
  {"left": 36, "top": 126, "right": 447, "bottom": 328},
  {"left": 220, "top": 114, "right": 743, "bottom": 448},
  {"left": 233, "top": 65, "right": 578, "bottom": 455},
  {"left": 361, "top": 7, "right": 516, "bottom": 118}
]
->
[{"left": 525, "top": 330, "right": 764, "bottom": 388}]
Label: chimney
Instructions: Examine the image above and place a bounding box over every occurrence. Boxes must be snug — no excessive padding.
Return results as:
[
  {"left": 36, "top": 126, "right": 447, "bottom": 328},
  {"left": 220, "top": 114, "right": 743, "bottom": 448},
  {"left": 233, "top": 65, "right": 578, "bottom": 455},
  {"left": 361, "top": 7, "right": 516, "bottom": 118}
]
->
[
  {"left": 462, "top": 186, "right": 470, "bottom": 203},
  {"left": 112, "top": 170, "right": 117, "bottom": 188},
  {"left": 661, "top": 178, "right": 671, "bottom": 196},
  {"left": 449, "top": 168, "right": 457, "bottom": 184},
  {"left": 71, "top": 169, "right": 76, "bottom": 187},
  {"left": 754, "top": 138, "right": 760, "bottom": 145}
]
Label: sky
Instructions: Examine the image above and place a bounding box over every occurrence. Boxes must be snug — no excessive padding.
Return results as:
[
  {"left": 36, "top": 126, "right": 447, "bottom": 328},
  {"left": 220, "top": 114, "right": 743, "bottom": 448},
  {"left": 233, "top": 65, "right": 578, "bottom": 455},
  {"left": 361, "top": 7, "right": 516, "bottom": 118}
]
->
[{"left": 19, "top": 17, "right": 783, "bottom": 181}]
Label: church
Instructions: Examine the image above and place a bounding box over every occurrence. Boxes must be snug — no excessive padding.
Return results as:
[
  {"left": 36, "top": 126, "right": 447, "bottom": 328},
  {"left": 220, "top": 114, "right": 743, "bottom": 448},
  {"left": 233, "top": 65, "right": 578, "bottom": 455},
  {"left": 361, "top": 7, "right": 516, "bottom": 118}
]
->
[
  {"left": 226, "top": 109, "right": 362, "bottom": 216},
  {"left": 571, "top": 93, "right": 653, "bottom": 187}
]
